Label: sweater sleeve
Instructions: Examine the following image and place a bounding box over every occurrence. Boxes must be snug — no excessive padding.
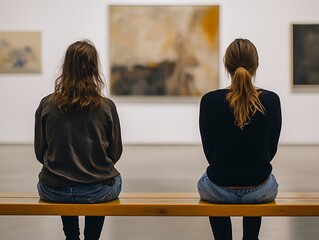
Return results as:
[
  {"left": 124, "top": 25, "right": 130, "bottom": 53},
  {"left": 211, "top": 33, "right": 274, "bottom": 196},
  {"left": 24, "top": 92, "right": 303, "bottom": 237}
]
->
[
  {"left": 34, "top": 99, "right": 47, "bottom": 164},
  {"left": 268, "top": 93, "right": 282, "bottom": 160},
  {"left": 199, "top": 94, "right": 214, "bottom": 164},
  {"left": 106, "top": 101, "right": 123, "bottom": 164}
]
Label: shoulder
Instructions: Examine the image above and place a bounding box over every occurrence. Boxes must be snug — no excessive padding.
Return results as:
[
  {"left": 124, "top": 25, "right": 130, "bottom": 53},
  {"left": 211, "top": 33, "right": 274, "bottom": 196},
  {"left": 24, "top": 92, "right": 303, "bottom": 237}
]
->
[
  {"left": 201, "top": 89, "right": 228, "bottom": 102},
  {"left": 200, "top": 89, "right": 228, "bottom": 115},
  {"left": 35, "top": 94, "right": 54, "bottom": 117},
  {"left": 259, "top": 89, "right": 281, "bottom": 104},
  {"left": 36, "top": 94, "right": 54, "bottom": 111},
  {"left": 101, "top": 97, "right": 119, "bottom": 115},
  {"left": 259, "top": 89, "right": 281, "bottom": 114},
  {"left": 200, "top": 89, "right": 228, "bottom": 108},
  {"left": 102, "top": 97, "right": 117, "bottom": 108},
  {"left": 39, "top": 94, "right": 53, "bottom": 105}
]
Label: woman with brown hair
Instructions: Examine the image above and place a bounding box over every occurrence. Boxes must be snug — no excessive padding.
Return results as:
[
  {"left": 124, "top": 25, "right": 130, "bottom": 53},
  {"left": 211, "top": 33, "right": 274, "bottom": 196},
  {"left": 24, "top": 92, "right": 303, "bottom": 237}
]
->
[
  {"left": 35, "top": 40, "right": 122, "bottom": 240},
  {"left": 197, "top": 38, "right": 282, "bottom": 240}
]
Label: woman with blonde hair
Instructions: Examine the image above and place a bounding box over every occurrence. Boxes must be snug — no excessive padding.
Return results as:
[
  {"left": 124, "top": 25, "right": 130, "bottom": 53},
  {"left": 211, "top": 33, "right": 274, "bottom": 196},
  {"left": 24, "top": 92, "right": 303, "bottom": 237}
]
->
[
  {"left": 35, "top": 40, "right": 122, "bottom": 240},
  {"left": 197, "top": 38, "right": 281, "bottom": 240}
]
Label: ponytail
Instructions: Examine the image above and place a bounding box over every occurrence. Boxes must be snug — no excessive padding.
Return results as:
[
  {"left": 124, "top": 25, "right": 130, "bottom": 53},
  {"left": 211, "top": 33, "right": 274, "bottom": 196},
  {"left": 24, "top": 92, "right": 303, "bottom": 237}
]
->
[
  {"left": 226, "top": 67, "right": 265, "bottom": 130},
  {"left": 224, "top": 39, "right": 265, "bottom": 130}
]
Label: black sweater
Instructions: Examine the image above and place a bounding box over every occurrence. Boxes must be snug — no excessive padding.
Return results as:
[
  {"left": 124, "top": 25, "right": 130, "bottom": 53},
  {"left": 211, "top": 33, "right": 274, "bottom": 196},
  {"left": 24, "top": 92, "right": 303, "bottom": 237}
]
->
[
  {"left": 34, "top": 95, "right": 122, "bottom": 187},
  {"left": 199, "top": 89, "right": 282, "bottom": 186}
]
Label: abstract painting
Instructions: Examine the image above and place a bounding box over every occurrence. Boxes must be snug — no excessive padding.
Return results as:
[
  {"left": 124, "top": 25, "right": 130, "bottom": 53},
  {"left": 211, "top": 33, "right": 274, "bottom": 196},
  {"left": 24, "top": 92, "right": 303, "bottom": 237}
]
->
[
  {"left": 109, "top": 5, "right": 219, "bottom": 97},
  {"left": 293, "top": 24, "right": 319, "bottom": 89},
  {"left": 0, "top": 32, "right": 41, "bottom": 73}
]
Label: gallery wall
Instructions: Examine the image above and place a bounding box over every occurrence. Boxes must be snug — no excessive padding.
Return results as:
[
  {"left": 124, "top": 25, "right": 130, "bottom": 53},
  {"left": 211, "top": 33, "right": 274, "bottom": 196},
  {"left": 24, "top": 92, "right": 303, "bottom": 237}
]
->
[{"left": 0, "top": 0, "right": 319, "bottom": 145}]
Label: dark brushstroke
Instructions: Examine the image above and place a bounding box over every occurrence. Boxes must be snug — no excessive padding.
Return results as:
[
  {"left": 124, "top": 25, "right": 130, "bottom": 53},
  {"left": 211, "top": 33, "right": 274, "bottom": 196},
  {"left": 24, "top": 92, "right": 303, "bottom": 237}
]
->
[{"left": 110, "top": 60, "right": 199, "bottom": 96}]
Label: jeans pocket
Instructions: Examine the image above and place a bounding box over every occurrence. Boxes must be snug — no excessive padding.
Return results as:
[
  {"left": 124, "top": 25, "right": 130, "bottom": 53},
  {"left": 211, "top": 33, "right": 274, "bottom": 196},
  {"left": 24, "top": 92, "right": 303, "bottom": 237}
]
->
[
  {"left": 88, "top": 176, "right": 122, "bottom": 203},
  {"left": 90, "top": 188, "right": 113, "bottom": 203},
  {"left": 37, "top": 182, "right": 65, "bottom": 202},
  {"left": 197, "top": 176, "right": 227, "bottom": 203},
  {"left": 255, "top": 183, "right": 278, "bottom": 203},
  {"left": 198, "top": 189, "right": 226, "bottom": 203}
]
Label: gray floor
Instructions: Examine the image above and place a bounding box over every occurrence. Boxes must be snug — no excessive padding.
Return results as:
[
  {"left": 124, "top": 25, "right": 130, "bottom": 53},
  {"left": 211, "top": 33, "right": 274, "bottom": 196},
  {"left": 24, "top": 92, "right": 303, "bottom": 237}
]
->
[{"left": 0, "top": 144, "right": 318, "bottom": 239}]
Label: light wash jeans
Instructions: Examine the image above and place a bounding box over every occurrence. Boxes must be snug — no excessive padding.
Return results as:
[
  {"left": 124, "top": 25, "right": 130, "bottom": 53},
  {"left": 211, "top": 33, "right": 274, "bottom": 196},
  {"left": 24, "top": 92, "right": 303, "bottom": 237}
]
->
[
  {"left": 37, "top": 175, "right": 122, "bottom": 203},
  {"left": 197, "top": 173, "right": 278, "bottom": 204}
]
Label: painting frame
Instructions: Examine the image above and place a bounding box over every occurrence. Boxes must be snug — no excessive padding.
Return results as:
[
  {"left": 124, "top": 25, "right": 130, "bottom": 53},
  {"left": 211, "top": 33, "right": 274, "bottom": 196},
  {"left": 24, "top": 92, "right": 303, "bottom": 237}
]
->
[
  {"left": 108, "top": 5, "right": 220, "bottom": 101},
  {"left": 292, "top": 24, "right": 319, "bottom": 91}
]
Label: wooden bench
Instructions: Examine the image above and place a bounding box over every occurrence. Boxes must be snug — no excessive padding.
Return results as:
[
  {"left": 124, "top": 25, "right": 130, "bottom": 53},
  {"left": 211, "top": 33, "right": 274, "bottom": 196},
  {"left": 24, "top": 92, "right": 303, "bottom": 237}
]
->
[{"left": 0, "top": 192, "right": 319, "bottom": 217}]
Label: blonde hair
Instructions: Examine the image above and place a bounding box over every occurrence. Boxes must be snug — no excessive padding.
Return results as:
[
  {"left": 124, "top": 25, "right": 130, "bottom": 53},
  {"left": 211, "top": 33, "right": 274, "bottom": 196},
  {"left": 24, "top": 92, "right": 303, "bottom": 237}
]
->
[{"left": 224, "top": 39, "right": 265, "bottom": 130}]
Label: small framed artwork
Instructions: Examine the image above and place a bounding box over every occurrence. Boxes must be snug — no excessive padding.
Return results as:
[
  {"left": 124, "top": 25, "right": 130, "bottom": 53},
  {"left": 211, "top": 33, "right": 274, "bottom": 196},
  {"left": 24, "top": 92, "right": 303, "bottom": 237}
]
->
[
  {"left": 0, "top": 31, "right": 41, "bottom": 73},
  {"left": 292, "top": 24, "right": 319, "bottom": 90},
  {"left": 109, "top": 5, "right": 219, "bottom": 99}
]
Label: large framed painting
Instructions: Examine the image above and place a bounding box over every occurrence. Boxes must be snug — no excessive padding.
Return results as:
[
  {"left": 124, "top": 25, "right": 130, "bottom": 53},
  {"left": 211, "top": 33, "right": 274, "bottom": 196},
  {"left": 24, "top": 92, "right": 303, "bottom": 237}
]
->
[
  {"left": 0, "top": 32, "right": 41, "bottom": 73},
  {"left": 293, "top": 24, "right": 319, "bottom": 90},
  {"left": 109, "top": 5, "right": 219, "bottom": 98}
]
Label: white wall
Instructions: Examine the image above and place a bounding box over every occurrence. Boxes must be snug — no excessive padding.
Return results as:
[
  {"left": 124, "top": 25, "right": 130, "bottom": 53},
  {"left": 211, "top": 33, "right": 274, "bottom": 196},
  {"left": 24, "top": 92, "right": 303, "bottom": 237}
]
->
[{"left": 0, "top": 0, "right": 319, "bottom": 144}]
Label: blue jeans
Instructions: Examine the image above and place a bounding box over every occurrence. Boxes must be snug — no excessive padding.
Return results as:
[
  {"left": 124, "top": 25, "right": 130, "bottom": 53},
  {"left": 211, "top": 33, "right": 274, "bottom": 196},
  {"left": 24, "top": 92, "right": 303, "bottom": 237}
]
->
[
  {"left": 37, "top": 175, "right": 122, "bottom": 203},
  {"left": 37, "top": 175, "right": 122, "bottom": 240},
  {"left": 197, "top": 173, "right": 278, "bottom": 240},
  {"left": 197, "top": 172, "right": 278, "bottom": 204}
]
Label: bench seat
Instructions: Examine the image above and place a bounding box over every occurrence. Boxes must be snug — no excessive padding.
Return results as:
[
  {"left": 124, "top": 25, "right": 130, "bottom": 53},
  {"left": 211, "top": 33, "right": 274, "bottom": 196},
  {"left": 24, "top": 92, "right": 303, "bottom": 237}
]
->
[{"left": 0, "top": 192, "right": 319, "bottom": 217}]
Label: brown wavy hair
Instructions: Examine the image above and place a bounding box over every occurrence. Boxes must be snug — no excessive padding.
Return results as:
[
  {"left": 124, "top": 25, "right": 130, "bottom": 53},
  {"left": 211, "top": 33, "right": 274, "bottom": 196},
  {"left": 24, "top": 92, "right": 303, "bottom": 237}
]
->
[
  {"left": 51, "top": 40, "right": 104, "bottom": 112},
  {"left": 224, "top": 39, "right": 265, "bottom": 130}
]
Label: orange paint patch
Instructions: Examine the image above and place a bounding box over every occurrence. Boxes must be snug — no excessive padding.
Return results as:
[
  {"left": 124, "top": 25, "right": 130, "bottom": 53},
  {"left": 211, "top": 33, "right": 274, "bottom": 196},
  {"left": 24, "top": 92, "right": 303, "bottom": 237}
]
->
[{"left": 201, "top": 7, "right": 219, "bottom": 49}]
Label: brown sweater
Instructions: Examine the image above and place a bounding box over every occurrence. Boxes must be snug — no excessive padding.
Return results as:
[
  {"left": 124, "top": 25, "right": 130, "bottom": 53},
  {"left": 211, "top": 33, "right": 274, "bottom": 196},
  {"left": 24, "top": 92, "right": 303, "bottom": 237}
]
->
[{"left": 34, "top": 95, "right": 122, "bottom": 187}]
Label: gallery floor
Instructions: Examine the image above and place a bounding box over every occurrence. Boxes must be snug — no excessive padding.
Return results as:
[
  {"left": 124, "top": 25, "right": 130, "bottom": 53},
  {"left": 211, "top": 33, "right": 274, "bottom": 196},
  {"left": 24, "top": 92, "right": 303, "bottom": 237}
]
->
[{"left": 0, "top": 144, "right": 318, "bottom": 240}]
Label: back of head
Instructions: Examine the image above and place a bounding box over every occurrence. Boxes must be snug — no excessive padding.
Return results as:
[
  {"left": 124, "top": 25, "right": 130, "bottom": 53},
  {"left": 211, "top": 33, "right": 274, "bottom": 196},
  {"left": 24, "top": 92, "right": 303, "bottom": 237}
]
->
[
  {"left": 52, "top": 40, "right": 104, "bottom": 112},
  {"left": 224, "top": 39, "right": 265, "bottom": 130}
]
